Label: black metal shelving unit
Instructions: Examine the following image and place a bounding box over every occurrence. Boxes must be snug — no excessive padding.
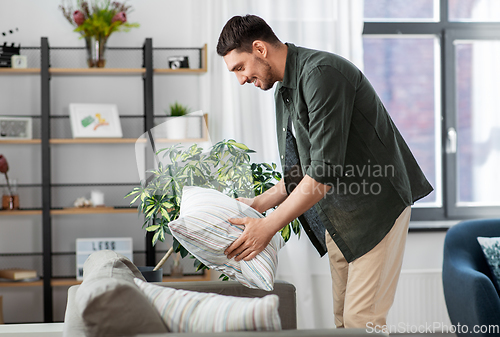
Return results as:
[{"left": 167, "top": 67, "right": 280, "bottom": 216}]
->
[{"left": 1, "top": 37, "right": 207, "bottom": 322}]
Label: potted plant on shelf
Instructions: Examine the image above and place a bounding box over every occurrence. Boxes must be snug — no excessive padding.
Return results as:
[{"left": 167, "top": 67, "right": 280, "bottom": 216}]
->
[
  {"left": 125, "top": 140, "right": 301, "bottom": 278},
  {"left": 164, "top": 102, "right": 190, "bottom": 140},
  {"left": 59, "top": 0, "right": 139, "bottom": 68}
]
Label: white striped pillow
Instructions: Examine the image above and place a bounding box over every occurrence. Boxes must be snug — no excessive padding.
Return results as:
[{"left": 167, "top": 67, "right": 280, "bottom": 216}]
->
[
  {"left": 134, "top": 278, "right": 282, "bottom": 332},
  {"left": 168, "top": 186, "right": 284, "bottom": 291}
]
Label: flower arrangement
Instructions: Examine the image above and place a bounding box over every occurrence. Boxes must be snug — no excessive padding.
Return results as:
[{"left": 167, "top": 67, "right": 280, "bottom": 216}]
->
[
  {"left": 0, "top": 154, "right": 18, "bottom": 210},
  {"left": 0, "top": 155, "right": 11, "bottom": 194},
  {"left": 60, "top": 0, "right": 139, "bottom": 67},
  {"left": 60, "top": 0, "right": 139, "bottom": 40}
]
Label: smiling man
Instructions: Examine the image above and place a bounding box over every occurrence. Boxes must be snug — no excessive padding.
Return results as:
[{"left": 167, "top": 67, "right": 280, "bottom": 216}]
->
[{"left": 217, "top": 15, "right": 433, "bottom": 329}]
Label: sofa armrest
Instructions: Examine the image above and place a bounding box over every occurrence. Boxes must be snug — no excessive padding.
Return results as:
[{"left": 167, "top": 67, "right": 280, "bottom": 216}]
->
[
  {"left": 63, "top": 285, "right": 87, "bottom": 337},
  {"left": 155, "top": 280, "right": 297, "bottom": 330}
]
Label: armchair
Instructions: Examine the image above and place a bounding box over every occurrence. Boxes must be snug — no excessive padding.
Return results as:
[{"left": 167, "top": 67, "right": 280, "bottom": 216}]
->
[{"left": 442, "top": 219, "right": 500, "bottom": 336}]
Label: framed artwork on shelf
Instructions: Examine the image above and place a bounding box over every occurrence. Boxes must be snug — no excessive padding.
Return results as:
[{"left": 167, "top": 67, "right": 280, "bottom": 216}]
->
[
  {"left": 0, "top": 117, "right": 32, "bottom": 139},
  {"left": 76, "top": 237, "right": 133, "bottom": 280},
  {"left": 69, "top": 104, "right": 123, "bottom": 138}
]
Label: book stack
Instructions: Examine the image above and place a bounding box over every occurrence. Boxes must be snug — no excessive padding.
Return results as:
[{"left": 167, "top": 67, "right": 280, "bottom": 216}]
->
[{"left": 0, "top": 268, "right": 37, "bottom": 281}]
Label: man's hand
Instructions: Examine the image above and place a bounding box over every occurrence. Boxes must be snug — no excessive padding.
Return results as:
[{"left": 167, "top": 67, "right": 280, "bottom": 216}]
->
[
  {"left": 226, "top": 176, "right": 330, "bottom": 262},
  {"left": 236, "top": 197, "right": 259, "bottom": 212},
  {"left": 225, "top": 217, "right": 276, "bottom": 261}
]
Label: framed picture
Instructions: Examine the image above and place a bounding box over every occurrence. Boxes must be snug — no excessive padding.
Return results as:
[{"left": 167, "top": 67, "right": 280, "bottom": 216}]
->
[
  {"left": 0, "top": 117, "right": 32, "bottom": 139},
  {"left": 69, "top": 103, "right": 122, "bottom": 138},
  {"left": 76, "top": 237, "right": 133, "bottom": 280}
]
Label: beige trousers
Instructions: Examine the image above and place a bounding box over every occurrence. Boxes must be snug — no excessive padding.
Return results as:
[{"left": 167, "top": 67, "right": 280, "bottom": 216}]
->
[{"left": 325, "top": 206, "right": 411, "bottom": 329}]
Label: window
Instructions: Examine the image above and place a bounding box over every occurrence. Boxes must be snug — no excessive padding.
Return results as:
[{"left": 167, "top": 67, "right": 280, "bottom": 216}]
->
[{"left": 363, "top": 0, "right": 500, "bottom": 221}]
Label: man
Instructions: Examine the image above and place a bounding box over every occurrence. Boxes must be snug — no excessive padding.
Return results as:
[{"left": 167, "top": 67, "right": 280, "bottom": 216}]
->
[{"left": 217, "top": 15, "right": 433, "bottom": 328}]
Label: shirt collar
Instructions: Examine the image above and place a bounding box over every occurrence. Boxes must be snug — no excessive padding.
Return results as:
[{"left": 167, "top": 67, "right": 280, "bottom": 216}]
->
[{"left": 281, "top": 43, "right": 298, "bottom": 90}]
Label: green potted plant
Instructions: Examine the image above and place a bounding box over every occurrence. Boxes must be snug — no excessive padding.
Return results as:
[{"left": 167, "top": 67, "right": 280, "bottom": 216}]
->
[
  {"left": 125, "top": 140, "right": 300, "bottom": 278},
  {"left": 164, "top": 101, "right": 190, "bottom": 139}
]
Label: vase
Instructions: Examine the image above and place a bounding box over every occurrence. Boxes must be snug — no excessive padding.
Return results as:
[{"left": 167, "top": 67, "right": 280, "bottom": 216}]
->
[
  {"left": 166, "top": 117, "right": 188, "bottom": 140},
  {"left": 2, "top": 178, "right": 19, "bottom": 210},
  {"left": 85, "top": 36, "right": 107, "bottom": 68},
  {"left": 170, "top": 263, "right": 183, "bottom": 278}
]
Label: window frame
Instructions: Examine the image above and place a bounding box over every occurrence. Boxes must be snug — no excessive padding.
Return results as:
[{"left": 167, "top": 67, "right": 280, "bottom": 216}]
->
[{"left": 363, "top": 0, "right": 500, "bottom": 223}]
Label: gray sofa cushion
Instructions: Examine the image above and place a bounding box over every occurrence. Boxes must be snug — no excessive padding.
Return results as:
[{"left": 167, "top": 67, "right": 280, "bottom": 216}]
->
[
  {"left": 73, "top": 250, "right": 168, "bottom": 337},
  {"left": 63, "top": 285, "right": 88, "bottom": 337}
]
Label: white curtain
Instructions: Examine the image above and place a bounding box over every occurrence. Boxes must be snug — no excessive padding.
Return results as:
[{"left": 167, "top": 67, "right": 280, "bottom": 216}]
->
[
  {"left": 200, "top": 0, "right": 364, "bottom": 329},
  {"left": 469, "top": 1, "right": 500, "bottom": 205}
]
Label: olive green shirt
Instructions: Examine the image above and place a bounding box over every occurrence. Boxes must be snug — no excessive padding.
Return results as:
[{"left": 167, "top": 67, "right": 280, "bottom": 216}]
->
[{"left": 275, "top": 43, "right": 433, "bottom": 262}]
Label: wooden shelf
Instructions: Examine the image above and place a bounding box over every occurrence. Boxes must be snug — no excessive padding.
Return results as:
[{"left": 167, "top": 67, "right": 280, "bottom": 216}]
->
[
  {"left": 0, "top": 208, "right": 137, "bottom": 216},
  {"left": 51, "top": 278, "right": 82, "bottom": 287},
  {"left": 49, "top": 68, "right": 145, "bottom": 76},
  {"left": 51, "top": 207, "right": 137, "bottom": 215},
  {"left": 1, "top": 138, "right": 208, "bottom": 145},
  {"left": 162, "top": 271, "right": 211, "bottom": 283},
  {"left": 0, "top": 68, "right": 40, "bottom": 75},
  {"left": 150, "top": 137, "right": 209, "bottom": 143},
  {"left": 0, "top": 209, "right": 42, "bottom": 216},
  {"left": 50, "top": 138, "right": 138, "bottom": 144},
  {"left": 154, "top": 68, "right": 207, "bottom": 74},
  {"left": 0, "top": 272, "right": 210, "bottom": 288},
  {"left": 50, "top": 137, "right": 208, "bottom": 144},
  {"left": 49, "top": 272, "right": 210, "bottom": 287},
  {"left": 0, "top": 139, "right": 41, "bottom": 144},
  {"left": 154, "top": 43, "right": 208, "bottom": 74},
  {"left": 0, "top": 279, "right": 43, "bottom": 287}
]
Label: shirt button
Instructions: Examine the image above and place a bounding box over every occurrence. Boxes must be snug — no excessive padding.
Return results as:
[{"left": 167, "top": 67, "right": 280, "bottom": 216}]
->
[
  {"left": 281, "top": 155, "right": 284, "bottom": 159},
  {"left": 283, "top": 127, "right": 286, "bottom": 132},
  {"left": 286, "top": 98, "right": 290, "bottom": 103}
]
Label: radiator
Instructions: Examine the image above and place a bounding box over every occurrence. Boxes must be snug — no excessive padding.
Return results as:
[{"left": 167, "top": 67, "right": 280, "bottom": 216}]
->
[{"left": 386, "top": 269, "right": 452, "bottom": 333}]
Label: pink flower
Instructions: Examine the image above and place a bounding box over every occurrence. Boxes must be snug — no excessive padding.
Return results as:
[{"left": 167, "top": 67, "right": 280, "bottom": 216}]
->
[
  {"left": 111, "top": 12, "right": 127, "bottom": 24},
  {"left": 0, "top": 155, "right": 8, "bottom": 174},
  {"left": 73, "top": 10, "right": 85, "bottom": 26}
]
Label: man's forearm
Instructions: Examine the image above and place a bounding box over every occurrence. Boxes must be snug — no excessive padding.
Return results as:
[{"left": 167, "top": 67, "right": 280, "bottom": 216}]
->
[
  {"left": 263, "top": 175, "right": 331, "bottom": 234},
  {"left": 253, "top": 179, "right": 288, "bottom": 212}
]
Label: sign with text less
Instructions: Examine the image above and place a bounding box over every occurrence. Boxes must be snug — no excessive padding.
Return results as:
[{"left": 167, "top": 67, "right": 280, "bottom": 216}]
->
[{"left": 76, "top": 237, "right": 133, "bottom": 280}]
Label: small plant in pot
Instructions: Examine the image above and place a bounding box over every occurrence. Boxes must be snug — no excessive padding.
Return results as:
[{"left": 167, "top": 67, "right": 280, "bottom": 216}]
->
[
  {"left": 125, "top": 140, "right": 301, "bottom": 280},
  {"left": 164, "top": 102, "right": 190, "bottom": 140}
]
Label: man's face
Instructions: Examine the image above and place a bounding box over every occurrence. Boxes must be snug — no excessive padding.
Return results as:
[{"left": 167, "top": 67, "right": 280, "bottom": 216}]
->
[{"left": 223, "top": 49, "right": 277, "bottom": 91}]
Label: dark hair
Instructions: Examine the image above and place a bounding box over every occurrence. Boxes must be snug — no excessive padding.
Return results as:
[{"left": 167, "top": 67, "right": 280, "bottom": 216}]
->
[{"left": 217, "top": 15, "right": 281, "bottom": 56}]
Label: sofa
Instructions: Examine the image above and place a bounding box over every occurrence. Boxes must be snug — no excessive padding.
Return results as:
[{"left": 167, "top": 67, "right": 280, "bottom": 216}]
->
[
  {"left": 63, "top": 250, "right": 386, "bottom": 337},
  {"left": 442, "top": 219, "right": 500, "bottom": 336}
]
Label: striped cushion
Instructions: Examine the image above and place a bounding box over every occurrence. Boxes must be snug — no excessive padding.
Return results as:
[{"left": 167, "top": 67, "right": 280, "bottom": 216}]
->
[
  {"left": 168, "top": 186, "right": 284, "bottom": 291},
  {"left": 134, "top": 278, "right": 282, "bottom": 332}
]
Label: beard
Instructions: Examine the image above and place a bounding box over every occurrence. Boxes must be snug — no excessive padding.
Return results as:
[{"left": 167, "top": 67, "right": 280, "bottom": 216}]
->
[{"left": 253, "top": 56, "right": 277, "bottom": 91}]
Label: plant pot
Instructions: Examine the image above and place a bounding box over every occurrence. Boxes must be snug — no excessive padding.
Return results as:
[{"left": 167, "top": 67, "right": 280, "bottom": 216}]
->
[
  {"left": 85, "top": 36, "right": 107, "bottom": 68},
  {"left": 166, "top": 117, "right": 188, "bottom": 139},
  {"left": 186, "top": 112, "right": 204, "bottom": 139},
  {"left": 137, "top": 266, "right": 163, "bottom": 282}
]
